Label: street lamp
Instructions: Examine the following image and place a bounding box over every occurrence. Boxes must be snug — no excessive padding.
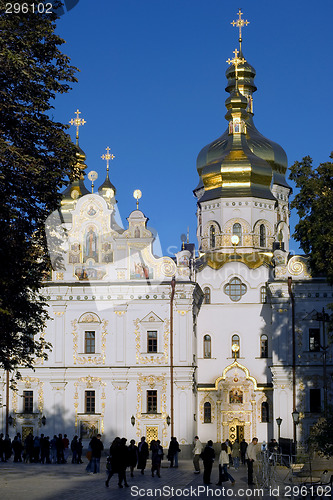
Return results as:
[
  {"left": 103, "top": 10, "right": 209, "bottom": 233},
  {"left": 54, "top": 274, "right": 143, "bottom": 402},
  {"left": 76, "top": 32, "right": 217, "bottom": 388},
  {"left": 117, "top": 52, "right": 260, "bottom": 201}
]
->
[
  {"left": 276, "top": 417, "right": 282, "bottom": 443},
  {"left": 292, "top": 410, "right": 300, "bottom": 459},
  {"left": 166, "top": 415, "right": 171, "bottom": 426},
  {"left": 131, "top": 415, "right": 135, "bottom": 426},
  {"left": 8, "top": 415, "right": 13, "bottom": 426},
  {"left": 41, "top": 415, "right": 46, "bottom": 426}
]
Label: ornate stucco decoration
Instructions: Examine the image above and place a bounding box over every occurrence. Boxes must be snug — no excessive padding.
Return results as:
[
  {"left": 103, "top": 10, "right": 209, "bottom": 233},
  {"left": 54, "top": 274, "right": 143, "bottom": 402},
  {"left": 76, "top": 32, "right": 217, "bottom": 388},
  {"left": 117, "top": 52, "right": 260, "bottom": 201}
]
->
[
  {"left": 198, "top": 359, "right": 263, "bottom": 392},
  {"left": 13, "top": 377, "right": 44, "bottom": 416},
  {"left": 134, "top": 316, "right": 169, "bottom": 365},
  {"left": 72, "top": 314, "right": 108, "bottom": 365},
  {"left": 199, "top": 394, "right": 216, "bottom": 423},
  {"left": 287, "top": 255, "right": 311, "bottom": 279},
  {"left": 74, "top": 376, "right": 106, "bottom": 433},
  {"left": 136, "top": 373, "right": 168, "bottom": 446}
]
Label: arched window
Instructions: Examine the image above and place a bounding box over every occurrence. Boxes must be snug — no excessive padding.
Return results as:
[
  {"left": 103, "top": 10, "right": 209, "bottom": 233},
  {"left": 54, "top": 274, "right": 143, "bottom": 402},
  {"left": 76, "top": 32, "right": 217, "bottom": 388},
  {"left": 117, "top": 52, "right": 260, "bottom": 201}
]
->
[
  {"left": 260, "top": 335, "right": 268, "bottom": 358},
  {"left": 260, "top": 286, "right": 267, "bottom": 304},
  {"left": 259, "top": 224, "right": 266, "bottom": 247},
  {"left": 203, "top": 287, "right": 211, "bottom": 304},
  {"left": 204, "top": 402, "right": 211, "bottom": 423},
  {"left": 261, "top": 402, "right": 269, "bottom": 423},
  {"left": 209, "top": 225, "right": 216, "bottom": 248},
  {"left": 232, "top": 223, "right": 242, "bottom": 245},
  {"left": 231, "top": 334, "right": 240, "bottom": 358},
  {"left": 204, "top": 335, "right": 211, "bottom": 359}
]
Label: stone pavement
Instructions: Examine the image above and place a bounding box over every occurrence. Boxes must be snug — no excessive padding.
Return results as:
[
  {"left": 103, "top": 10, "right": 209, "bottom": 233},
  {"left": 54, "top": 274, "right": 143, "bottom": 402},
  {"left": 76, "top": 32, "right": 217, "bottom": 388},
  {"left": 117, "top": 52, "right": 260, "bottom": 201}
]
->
[{"left": 0, "top": 458, "right": 297, "bottom": 500}]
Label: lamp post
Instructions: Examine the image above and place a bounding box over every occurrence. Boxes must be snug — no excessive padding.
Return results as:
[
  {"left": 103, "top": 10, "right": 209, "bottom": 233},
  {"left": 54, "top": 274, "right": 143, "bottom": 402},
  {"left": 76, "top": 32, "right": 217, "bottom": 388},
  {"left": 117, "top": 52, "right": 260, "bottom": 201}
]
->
[
  {"left": 276, "top": 417, "right": 282, "bottom": 443},
  {"left": 131, "top": 415, "right": 135, "bottom": 427},
  {"left": 292, "top": 410, "right": 299, "bottom": 459},
  {"left": 315, "top": 308, "right": 330, "bottom": 418}
]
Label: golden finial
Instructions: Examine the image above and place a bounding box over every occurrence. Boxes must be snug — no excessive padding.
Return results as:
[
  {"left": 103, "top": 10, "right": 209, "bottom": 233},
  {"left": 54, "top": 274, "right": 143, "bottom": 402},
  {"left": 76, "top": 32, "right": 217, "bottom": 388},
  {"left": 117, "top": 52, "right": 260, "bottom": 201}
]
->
[
  {"left": 69, "top": 109, "right": 86, "bottom": 145},
  {"left": 231, "top": 9, "right": 249, "bottom": 51},
  {"left": 101, "top": 146, "right": 115, "bottom": 172},
  {"left": 88, "top": 171, "right": 98, "bottom": 193},
  {"left": 133, "top": 189, "right": 142, "bottom": 209},
  {"left": 226, "top": 48, "right": 246, "bottom": 88}
]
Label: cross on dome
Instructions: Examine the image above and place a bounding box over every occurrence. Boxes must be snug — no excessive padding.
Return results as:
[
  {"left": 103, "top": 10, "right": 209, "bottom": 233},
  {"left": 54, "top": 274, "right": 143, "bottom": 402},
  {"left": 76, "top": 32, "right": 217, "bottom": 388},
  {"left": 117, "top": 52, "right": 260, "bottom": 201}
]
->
[
  {"left": 231, "top": 9, "right": 250, "bottom": 51},
  {"left": 69, "top": 109, "right": 86, "bottom": 145}
]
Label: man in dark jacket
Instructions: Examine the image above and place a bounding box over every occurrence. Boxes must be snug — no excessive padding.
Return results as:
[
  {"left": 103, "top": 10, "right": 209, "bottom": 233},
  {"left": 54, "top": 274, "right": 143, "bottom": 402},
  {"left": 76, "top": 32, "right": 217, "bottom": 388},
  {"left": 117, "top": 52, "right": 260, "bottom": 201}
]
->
[
  {"left": 201, "top": 440, "right": 215, "bottom": 485},
  {"left": 89, "top": 434, "right": 104, "bottom": 474},
  {"left": 137, "top": 436, "right": 149, "bottom": 475}
]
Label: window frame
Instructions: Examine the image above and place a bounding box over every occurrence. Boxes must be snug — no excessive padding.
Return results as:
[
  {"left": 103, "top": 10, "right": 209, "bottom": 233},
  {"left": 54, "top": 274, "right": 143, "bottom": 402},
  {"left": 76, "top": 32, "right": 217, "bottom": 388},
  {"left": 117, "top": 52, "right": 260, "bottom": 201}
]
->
[
  {"left": 209, "top": 225, "right": 216, "bottom": 248},
  {"left": 309, "top": 328, "right": 320, "bottom": 352},
  {"left": 147, "top": 330, "right": 158, "bottom": 353},
  {"left": 23, "top": 390, "right": 34, "bottom": 414},
  {"left": 85, "top": 390, "right": 96, "bottom": 414},
  {"left": 231, "top": 334, "right": 240, "bottom": 358},
  {"left": 203, "top": 287, "right": 211, "bottom": 304},
  {"left": 147, "top": 390, "right": 158, "bottom": 414},
  {"left": 84, "top": 330, "right": 96, "bottom": 354},
  {"left": 309, "top": 389, "right": 321, "bottom": 413},
  {"left": 232, "top": 223, "right": 242, "bottom": 245},
  {"left": 260, "top": 334, "right": 268, "bottom": 358},
  {"left": 203, "top": 335, "right": 212, "bottom": 359},
  {"left": 204, "top": 402, "right": 212, "bottom": 423},
  {"left": 224, "top": 277, "right": 247, "bottom": 302},
  {"left": 259, "top": 224, "right": 266, "bottom": 247}
]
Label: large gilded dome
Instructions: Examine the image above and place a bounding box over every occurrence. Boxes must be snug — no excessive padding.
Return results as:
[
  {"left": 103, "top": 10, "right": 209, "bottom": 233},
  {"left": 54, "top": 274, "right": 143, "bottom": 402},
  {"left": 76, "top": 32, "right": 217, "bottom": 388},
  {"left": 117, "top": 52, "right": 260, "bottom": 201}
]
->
[{"left": 195, "top": 49, "right": 290, "bottom": 200}]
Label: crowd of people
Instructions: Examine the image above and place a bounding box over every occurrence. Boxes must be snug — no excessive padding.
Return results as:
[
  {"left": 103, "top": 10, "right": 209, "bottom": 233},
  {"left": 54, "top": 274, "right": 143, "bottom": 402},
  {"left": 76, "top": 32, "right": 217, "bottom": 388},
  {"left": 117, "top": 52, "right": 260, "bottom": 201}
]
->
[
  {"left": 1, "top": 431, "right": 269, "bottom": 488},
  {"left": 0, "top": 432, "right": 83, "bottom": 464}
]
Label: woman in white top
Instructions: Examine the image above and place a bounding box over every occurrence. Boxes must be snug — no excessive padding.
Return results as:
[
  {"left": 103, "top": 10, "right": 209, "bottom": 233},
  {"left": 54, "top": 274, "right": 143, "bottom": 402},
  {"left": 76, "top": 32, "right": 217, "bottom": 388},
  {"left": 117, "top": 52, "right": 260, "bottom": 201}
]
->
[{"left": 216, "top": 443, "right": 235, "bottom": 486}]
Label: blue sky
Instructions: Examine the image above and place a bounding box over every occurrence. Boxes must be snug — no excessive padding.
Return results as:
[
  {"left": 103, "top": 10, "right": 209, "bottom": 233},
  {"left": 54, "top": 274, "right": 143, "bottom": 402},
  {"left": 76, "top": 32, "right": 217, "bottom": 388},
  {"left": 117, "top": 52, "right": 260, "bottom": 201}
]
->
[{"left": 54, "top": 0, "right": 333, "bottom": 257}]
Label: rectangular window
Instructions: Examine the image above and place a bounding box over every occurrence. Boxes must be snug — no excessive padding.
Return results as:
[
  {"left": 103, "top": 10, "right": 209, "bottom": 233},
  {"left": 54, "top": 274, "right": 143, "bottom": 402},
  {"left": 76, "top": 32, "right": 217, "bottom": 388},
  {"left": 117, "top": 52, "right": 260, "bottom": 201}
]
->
[
  {"left": 309, "top": 328, "right": 320, "bottom": 352},
  {"left": 147, "top": 331, "right": 157, "bottom": 353},
  {"left": 147, "top": 390, "right": 157, "bottom": 413},
  {"left": 23, "top": 391, "right": 33, "bottom": 413},
  {"left": 309, "top": 389, "right": 321, "bottom": 413},
  {"left": 85, "top": 390, "right": 95, "bottom": 414},
  {"left": 85, "top": 331, "right": 95, "bottom": 354}
]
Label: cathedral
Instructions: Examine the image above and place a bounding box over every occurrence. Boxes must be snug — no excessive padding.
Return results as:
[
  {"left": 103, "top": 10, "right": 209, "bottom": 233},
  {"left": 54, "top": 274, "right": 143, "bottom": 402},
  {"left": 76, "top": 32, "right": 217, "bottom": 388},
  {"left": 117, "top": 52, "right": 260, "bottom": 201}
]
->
[{"left": 1, "top": 11, "right": 332, "bottom": 455}]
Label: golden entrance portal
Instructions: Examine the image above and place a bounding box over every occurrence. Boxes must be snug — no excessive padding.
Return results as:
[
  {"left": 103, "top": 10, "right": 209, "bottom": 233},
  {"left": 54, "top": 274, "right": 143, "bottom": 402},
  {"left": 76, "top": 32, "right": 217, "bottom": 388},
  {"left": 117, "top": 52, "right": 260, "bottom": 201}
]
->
[
  {"left": 146, "top": 426, "right": 158, "bottom": 444},
  {"left": 229, "top": 420, "right": 245, "bottom": 443}
]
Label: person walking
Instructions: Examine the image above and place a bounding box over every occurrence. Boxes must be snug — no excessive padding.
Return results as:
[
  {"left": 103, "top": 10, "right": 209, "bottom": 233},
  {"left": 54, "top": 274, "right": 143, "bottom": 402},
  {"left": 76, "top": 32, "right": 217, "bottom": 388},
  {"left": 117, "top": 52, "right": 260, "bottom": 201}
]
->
[
  {"left": 240, "top": 439, "right": 248, "bottom": 465},
  {"left": 137, "top": 436, "right": 149, "bottom": 475},
  {"left": 77, "top": 437, "right": 83, "bottom": 463},
  {"left": 89, "top": 434, "right": 104, "bottom": 474},
  {"left": 12, "top": 435, "right": 23, "bottom": 462},
  {"left": 167, "top": 437, "right": 180, "bottom": 468},
  {"left": 217, "top": 443, "right": 235, "bottom": 486},
  {"left": 192, "top": 436, "right": 203, "bottom": 474},
  {"left": 71, "top": 435, "right": 79, "bottom": 463},
  {"left": 231, "top": 439, "right": 240, "bottom": 470},
  {"left": 105, "top": 437, "right": 120, "bottom": 487},
  {"left": 56, "top": 434, "right": 65, "bottom": 464},
  {"left": 201, "top": 440, "right": 215, "bottom": 485},
  {"left": 151, "top": 439, "right": 163, "bottom": 478},
  {"left": 117, "top": 437, "right": 129, "bottom": 488},
  {"left": 62, "top": 434, "right": 69, "bottom": 463},
  {"left": 50, "top": 435, "right": 57, "bottom": 464},
  {"left": 128, "top": 439, "right": 138, "bottom": 477},
  {"left": 246, "top": 437, "right": 260, "bottom": 485}
]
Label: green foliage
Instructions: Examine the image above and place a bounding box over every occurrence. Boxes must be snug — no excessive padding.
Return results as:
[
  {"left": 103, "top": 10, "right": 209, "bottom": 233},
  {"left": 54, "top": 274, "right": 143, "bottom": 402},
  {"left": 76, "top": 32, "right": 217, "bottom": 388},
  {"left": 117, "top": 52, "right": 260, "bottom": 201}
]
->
[
  {"left": 289, "top": 154, "right": 333, "bottom": 285},
  {"left": 0, "top": 1, "right": 78, "bottom": 372},
  {"left": 308, "top": 408, "right": 333, "bottom": 457}
]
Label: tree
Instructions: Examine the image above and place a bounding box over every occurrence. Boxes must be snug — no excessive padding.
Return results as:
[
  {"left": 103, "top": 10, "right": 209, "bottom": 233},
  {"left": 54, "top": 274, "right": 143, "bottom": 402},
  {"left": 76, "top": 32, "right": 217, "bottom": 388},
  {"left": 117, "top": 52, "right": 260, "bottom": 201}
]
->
[
  {"left": 0, "top": 1, "right": 78, "bottom": 373},
  {"left": 289, "top": 154, "right": 333, "bottom": 285},
  {"left": 308, "top": 408, "right": 333, "bottom": 457}
]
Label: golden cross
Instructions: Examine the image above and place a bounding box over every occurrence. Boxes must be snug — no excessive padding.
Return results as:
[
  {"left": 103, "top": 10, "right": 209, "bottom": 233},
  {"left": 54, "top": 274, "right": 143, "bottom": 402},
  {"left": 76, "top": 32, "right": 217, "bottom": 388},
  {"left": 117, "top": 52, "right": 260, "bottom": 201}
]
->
[
  {"left": 69, "top": 109, "right": 86, "bottom": 145},
  {"left": 231, "top": 9, "right": 249, "bottom": 50},
  {"left": 226, "top": 48, "right": 246, "bottom": 84},
  {"left": 101, "top": 146, "right": 115, "bottom": 172}
]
